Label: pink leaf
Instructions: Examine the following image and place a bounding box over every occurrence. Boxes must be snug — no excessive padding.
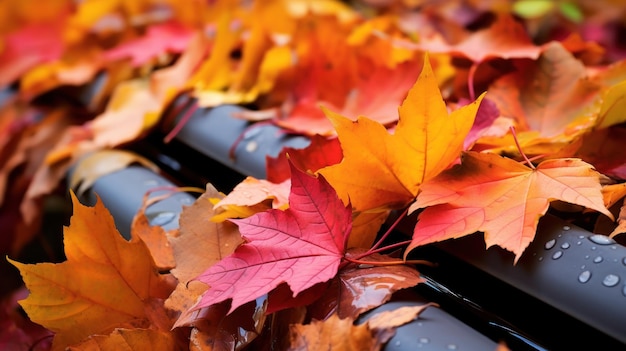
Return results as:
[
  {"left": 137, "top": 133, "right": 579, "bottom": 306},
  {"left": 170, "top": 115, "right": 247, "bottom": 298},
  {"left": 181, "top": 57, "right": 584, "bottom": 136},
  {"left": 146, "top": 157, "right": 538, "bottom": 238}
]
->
[{"left": 193, "top": 162, "right": 352, "bottom": 313}]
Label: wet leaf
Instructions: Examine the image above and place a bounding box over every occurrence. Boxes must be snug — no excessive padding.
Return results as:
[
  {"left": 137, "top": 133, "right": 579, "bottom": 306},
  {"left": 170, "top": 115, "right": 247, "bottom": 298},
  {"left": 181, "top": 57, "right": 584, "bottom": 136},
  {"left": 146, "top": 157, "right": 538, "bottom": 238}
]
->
[{"left": 310, "top": 250, "right": 423, "bottom": 320}]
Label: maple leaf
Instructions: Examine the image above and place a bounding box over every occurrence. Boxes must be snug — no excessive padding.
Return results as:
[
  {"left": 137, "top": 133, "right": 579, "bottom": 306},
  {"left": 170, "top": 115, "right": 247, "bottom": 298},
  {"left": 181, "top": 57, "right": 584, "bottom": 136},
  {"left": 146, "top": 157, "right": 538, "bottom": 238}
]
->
[
  {"left": 8, "top": 192, "right": 174, "bottom": 350},
  {"left": 288, "top": 304, "right": 435, "bottom": 351},
  {"left": 318, "top": 55, "right": 485, "bottom": 212},
  {"left": 192, "top": 162, "right": 351, "bottom": 314},
  {"left": 288, "top": 314, "right": 380, "bottom": 351},
  {"left": 407, "top": 151, "right": 614, "bottom": 262}
]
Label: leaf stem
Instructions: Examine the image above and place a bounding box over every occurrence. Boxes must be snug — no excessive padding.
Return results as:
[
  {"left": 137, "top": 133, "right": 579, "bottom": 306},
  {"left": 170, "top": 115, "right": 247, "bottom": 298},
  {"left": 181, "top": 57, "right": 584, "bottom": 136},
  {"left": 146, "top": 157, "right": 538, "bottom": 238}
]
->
[
  {"left": 468, "top": 62, "right": 479, "bottom": 101},
  {"left": 367, "top": 207, "right": 409, "bottom": 253},
  {"left": 164, "top": 97, "right": 199, "bottom": 143},
  {"left": 510, "top": 126, "right": 535, "bottom": 169},
  {"left": 358, "top": 240, "right": 413, "bottom": 257}
]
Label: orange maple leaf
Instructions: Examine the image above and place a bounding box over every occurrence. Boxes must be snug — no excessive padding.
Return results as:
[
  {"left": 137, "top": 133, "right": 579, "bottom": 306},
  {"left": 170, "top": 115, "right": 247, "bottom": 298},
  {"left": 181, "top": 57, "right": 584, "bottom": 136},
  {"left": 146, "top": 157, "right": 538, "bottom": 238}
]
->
[
  {"left": 8, "top": 192, "right": 175, "bottom": 350},
  {"left": 407, "top": 151, "right": 614, "bottom": 262},
  {"left": 318, "top": 55, "right": 485, "bottom": 212}
]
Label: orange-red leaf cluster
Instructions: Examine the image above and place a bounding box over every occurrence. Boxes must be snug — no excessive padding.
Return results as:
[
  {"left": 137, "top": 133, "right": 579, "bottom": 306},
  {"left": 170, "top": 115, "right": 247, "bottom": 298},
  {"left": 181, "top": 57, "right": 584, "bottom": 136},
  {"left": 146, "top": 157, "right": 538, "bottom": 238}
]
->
[{"left": 4, "top": 0, "right": 626, "bottom": 350}]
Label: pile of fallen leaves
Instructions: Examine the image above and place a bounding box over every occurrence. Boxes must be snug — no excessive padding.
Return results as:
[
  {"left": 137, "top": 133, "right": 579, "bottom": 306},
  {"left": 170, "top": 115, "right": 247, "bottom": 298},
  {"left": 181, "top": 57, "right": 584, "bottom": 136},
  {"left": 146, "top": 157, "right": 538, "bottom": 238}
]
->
[{"left": 3, "top": 0, "right": 626, "bottom": 350}]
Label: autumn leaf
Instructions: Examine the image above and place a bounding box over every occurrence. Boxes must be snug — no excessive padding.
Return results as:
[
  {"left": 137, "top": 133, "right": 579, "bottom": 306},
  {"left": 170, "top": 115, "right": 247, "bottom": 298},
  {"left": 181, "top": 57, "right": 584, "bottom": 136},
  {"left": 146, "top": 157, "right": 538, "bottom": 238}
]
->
[
  {"left": 68, "top": 149, "right": 160, "bottom": 197},
  {"left": 275, "top": 60, "right": 422, "bottom": 136},
  {"left": 8, "top": 192, "right": 174, "bottom": 350},
  {"left": 488, "top": 42, "right": 600, "bottom": 138},
  {"left": 266, "top": 134, "right": 343, "bottom": 183},
  {"left": 319, "top": 55, "right": 485, "bottom": 212},
  {"left": 0, "top": 21, "right": 66, "bottom": 87},
  {"left": 45, "top": 78, "right": 163, "bottom": 165},
  {"left": 309, "top": 250, "right": 423, "bottom": 320},
  {"left": 407, "top": 151, "right": 614, "bottom": 262},
  {"left": 165, "top": 184, "right": 243, "bottom": 327},
  {"left": 213, "top": 176, "right": 290, "bottom": 211},
  {"left": 130, "top": 192, "right": 178, "bottom": 271},
  {"left": 288, "top": 303, "right": 435, "bottom": 351},
  {"left": 67, "top": 328, "right": 179, "bottom": 351},
  {"left": 415, "top": 14, "right": 543, "bottom": 63},
  {"left": 185, "top": 297, "right": 268, "bottom": 351},
  {"left": 573, "top": 127, "right": 626, "bottom": 180},
  {"left": 288, "top": 314, "right": 380, "bottom": 351},
  {"left": 103, "top": 21, "right": 194, "bottom": 68},
  {"left": 192, "top": 162, "right": 351, "bottom": 314},
  {"left": 18, "top": 41, "right": 103, "bottom": 101},
  {"left": 364, "top": 303, "right": 437, "bottom": 332}
]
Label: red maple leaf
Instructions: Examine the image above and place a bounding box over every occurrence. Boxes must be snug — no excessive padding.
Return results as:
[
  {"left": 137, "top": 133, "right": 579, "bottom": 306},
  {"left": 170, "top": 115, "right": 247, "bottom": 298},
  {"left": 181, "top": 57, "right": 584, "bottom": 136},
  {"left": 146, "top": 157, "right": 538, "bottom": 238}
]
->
[{"left": 193, "top": 162, "right": 352, "bottom": 313}]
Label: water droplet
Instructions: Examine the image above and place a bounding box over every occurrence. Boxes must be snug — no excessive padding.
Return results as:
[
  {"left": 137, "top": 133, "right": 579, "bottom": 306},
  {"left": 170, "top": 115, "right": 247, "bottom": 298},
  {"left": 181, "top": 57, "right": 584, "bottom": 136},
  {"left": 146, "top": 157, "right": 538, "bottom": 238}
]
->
[
  {"left": 418, "top": 337, "right": 430, "bottom": 344},
  {"left": 576, "top": 241, "right": 582, "bottom": 245},
  {"left": 561, "top": 242, "right": 570, "bottom": 249},
  {"left": 394, "top": 340, "right": 401, "bottom": 347},
  {"left": 416, "top": 322, "right": 423, "bottom": 327},
  {"left": 578, "top": 270, "right": 591, "bottom": 283},
  {"left": 591, "top": 246, "right": 597, "bottom": 250},
  {"left": 593, "top": 256, "right": 603, "bottom": 263},
  {"left": 245, "top": 140, "right": 258, "bottom": 152},
  {"left": 544, "top": 239, "right": 556, "bottom": 250},
  {"left": 563, "top": 225, "right": 571, "bottom": 231},
  {"left": 585, "top": 255, "right": 590, "bottom": 259},
  {"left": 552, "top": 251, "right": 563, "bottom": 259},
  {"left": 579, "top": 235, "right": 585, "bottom": 239},
  {"left": 622, "top": 285, "right": 626, "bottom": 297},
  {"left": 147, "top": 211, "right": 177, "bottom": 226},
  {"left": 589, "top": 234, "right": 616, "bottom": 245},
  {"left": 447, "top": 345, "right": 458, "bottom": 350},
  {"left": 622, "top": 257, "right": 626, "bottom": 266},
  {"left": 581, "top": 265, "right": 586, "bottom": 269},
  {"left": 538, "top": 256, "right": 544, "bottom": 261},
  {"left": 144, "top": 179, "right": 159, "bottom": 186},
  {"left": 603, "top": 274, "right": 620, "bottom": 287}
]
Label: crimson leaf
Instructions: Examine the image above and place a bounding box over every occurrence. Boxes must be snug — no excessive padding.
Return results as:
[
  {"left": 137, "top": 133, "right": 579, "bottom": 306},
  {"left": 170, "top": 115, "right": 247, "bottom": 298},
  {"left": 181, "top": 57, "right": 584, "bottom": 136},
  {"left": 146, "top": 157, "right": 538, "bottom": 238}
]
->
[{"left": 193, "top": 162, "right": 352, "bottom": 313}]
